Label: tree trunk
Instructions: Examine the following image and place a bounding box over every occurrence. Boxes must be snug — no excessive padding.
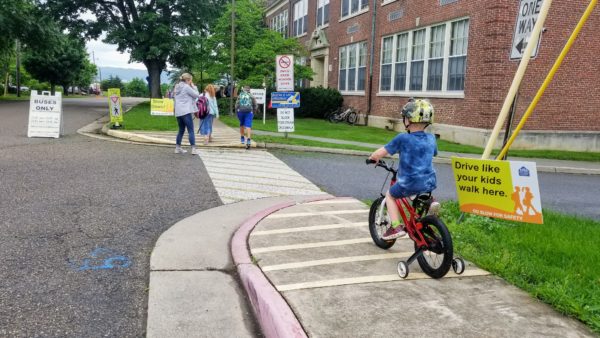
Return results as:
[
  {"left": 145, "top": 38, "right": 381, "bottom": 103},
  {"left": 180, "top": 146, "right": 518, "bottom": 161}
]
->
[
  {"left": 50, "top": 83, "right": 56, "bottom": 96},
  {"left": 62, "top": 85, "right": 69, "bottom": 96},
  {"left": 144, "top": 60, "right": 164, "bottom": 98}
]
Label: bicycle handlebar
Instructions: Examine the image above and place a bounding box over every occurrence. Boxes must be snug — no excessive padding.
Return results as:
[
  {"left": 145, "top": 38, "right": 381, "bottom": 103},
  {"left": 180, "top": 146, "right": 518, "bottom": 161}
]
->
[{"left": 366, "top": 158, "right": 395, "bottom": 173}]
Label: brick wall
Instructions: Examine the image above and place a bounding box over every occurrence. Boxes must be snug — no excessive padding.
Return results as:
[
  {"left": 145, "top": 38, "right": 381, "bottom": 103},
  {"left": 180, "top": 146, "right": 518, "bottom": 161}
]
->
[{"left": 325, "top": 0, "right": 600, "bottom": 131}]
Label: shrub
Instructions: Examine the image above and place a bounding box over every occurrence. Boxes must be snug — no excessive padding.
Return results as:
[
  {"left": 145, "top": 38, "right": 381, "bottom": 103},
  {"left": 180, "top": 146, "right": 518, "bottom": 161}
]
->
[
  {"left": 294, "top": 86, "right": 343, "bottom": 118},
  {"left": 217, "top": 98, "right": 233, "bottom": 115},
  {"left": 124, "top": 77, "right": 149, "bottom": 97}
]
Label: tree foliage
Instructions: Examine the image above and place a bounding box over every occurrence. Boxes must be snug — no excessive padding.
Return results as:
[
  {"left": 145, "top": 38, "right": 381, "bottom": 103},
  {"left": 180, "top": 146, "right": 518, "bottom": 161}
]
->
[
  {"left": 22, "top": 34, "right": 87, "bottom": 95},
  {"left": 208, "top": 0, "right": 313, "bottom": 88},
  {"left": 124, "top": 77, "right": 149, "bottom": 97},
  {"left": 101, "top": 75, "right": 124, "bottom": 92},
  {"left": 46, "top": 0, "right": 225, "bottom": 98}
]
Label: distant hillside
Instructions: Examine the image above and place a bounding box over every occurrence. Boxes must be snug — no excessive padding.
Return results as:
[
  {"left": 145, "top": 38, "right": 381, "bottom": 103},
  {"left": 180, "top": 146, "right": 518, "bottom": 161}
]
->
[{"left": 98, "top": 67, "right": 170, "bottom": 84}]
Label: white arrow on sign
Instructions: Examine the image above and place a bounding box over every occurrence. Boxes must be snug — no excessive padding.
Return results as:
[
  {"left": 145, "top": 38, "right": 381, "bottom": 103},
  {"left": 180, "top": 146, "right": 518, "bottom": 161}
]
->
[{"left": 510, "top": 0, "right": 544, "bottom": 60}]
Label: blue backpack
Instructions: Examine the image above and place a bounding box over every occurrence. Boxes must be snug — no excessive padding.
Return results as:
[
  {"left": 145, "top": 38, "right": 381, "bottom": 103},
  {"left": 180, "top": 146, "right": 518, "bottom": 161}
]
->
[{"left": 195, "top": 95, "right": 209, "bottom": 119}]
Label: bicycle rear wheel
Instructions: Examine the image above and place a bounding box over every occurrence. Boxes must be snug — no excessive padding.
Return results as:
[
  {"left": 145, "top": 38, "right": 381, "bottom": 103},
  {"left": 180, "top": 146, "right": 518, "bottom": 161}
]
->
[
  {"left": 414, "top": 215, "right": 453, "bottom": 278},
  {"left": 368, "top": 196, "right": 395, "bottom": 249},
  {"left": 346, "top": 111, "right": 358, "bottom": 125}
]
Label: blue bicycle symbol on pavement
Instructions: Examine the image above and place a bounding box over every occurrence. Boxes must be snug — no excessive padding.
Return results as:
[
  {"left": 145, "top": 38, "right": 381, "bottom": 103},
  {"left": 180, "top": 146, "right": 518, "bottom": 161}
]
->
[{"left": 69, "top": 247, "right": 131, "bottom": 271}]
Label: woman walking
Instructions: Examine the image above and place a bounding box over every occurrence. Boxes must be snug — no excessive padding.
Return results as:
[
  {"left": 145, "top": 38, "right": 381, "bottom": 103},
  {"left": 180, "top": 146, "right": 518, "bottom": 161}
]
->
[
  {"left": 174, "top": 73, "right": 201, "bottom": 154},
  {"left": 200, "top": 84, "right": 219, "bottom": 145}
]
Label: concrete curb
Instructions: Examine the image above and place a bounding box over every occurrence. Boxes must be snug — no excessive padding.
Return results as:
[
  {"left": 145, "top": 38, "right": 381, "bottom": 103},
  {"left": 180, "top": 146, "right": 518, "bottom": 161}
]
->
[{"left": 231, "top": 195, "right": 335, "bottom": 338}]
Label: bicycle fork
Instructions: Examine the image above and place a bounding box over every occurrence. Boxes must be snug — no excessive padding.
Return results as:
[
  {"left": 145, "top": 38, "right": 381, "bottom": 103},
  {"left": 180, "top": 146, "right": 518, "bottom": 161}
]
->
[{"left": 377, "top": 198, "right": 387, "bottom": 225}]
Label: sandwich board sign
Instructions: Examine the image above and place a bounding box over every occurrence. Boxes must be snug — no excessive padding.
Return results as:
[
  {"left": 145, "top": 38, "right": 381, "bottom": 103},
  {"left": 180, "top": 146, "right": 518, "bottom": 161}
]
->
[
  {"left": 510, "top": 0, "right": 543, "bottom": 60},
  {"left": 108, "top": 88, "right": 123, "bottom": 124},
  {"left": 27, "top": 90, "right": 63, "bottom": 138}
]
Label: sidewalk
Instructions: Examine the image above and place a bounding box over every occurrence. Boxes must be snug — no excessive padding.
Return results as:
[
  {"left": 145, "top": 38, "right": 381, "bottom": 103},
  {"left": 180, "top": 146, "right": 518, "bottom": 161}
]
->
[
  {"left": 147, "top": 195, "right": 596, "bottom": 337},
  {"left": 94, "top": 118, "right": 600, "bottom": 175}
]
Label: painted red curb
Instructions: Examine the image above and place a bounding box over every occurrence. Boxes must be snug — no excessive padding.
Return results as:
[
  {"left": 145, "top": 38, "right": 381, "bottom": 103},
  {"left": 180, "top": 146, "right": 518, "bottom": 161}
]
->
[{"left": 231, "top": 194, "right": 335, "bottom": 338}]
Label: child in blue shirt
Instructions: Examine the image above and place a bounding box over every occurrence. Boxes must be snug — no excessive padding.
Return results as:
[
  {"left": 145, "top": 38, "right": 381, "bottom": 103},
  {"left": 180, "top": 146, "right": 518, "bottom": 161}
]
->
[{"left": 368, "top": 99, "right": 438, "bottom": 239}]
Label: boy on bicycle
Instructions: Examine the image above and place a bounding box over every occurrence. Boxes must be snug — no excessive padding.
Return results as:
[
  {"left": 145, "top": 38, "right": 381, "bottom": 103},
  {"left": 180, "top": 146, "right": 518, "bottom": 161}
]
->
[{"left": 368, "top": 99, "right": 438, "bottom": 240}]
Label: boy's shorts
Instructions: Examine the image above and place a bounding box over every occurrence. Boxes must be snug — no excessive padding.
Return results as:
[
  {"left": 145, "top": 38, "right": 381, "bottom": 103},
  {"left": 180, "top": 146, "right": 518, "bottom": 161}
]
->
[
  {"left": 389, "top": 183, "right": 416, "bottom": 199},
  {"left": 237, "top": 111, "right": 253, "bottom": 128}
]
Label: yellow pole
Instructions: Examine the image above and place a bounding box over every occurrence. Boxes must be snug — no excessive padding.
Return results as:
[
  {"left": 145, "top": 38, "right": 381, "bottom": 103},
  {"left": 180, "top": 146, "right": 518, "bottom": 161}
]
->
[
  {"left": 481, "top": 0, "right": 553, "bottom": 159},
  {"left": 496, "top": 0, "right": 598, "bottom": 160}
]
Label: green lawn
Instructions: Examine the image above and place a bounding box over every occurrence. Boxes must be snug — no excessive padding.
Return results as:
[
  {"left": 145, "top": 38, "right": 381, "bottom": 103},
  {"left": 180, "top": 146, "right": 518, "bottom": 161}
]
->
[
  {"left": 121, "top": 103, "right": 600, "bottom": 162},
  {"left": 121, "top": 102, "right": 179, "bottom": 131},
  {"left": 0, "top": 94, "right": 30, "bottom": 101},
  {"left": 441, "top": 202, "right": 600, "bottom": 333}
]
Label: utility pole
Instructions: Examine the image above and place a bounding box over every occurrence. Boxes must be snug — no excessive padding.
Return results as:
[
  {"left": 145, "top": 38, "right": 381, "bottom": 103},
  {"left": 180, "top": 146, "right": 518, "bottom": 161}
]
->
[
  {"left": 16, "top": 40, "right": 21, "bottom": 98},
  {"left": 229, "top": 0, "right": 235, "bottom": 115}
]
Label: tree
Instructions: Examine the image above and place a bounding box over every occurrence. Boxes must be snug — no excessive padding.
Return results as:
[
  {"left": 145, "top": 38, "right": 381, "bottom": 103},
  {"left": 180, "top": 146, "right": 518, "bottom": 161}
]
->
[
  {"left": 101, "top": 75, "right": 124, "bottom": 92},
  {"left": 124, "top": 77, "right": 149, "bottom": 97},
  {"left": 22, "top": 34, "right": 87, "bottom": 95},
  {"left": 208, "top": 0, "right": 313, "bottom": 89},
  {"left": 73, "top": 58, "right": 98, "bottom": 93},
  {"left": 46, "top": 0, "right": 225, "bottom": 98},
  {"left": 0, "top": 0, "right": 60, "bottom": 95}
]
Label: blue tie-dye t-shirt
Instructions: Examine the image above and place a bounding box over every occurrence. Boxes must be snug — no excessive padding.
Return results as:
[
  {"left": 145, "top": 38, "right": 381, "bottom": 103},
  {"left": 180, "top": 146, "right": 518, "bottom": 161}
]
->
[{"left": 384, "top": 131, "right": 438, "bottom": 197}]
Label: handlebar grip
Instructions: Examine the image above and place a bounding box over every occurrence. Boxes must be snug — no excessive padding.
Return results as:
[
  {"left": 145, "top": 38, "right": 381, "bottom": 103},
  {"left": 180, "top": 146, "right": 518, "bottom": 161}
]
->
[{"left": 366, "top": 159, "right": 377, "bottom": 165}]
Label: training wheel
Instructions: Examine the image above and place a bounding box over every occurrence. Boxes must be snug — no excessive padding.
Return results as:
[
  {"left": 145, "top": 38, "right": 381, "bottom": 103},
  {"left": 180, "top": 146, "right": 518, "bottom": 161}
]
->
[
  {"left": 452, "top": 257, "right": 466, "bottom": 275},
  {"left": 397, "top": 261, "right": 409, "bottom": 279}
]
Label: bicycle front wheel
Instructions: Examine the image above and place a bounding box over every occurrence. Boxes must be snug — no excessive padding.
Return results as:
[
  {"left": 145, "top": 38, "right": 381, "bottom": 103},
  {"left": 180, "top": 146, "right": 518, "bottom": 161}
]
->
[
  {"left": 346, "top": 111, "right": 358, "bottom": 125},
  {"left": 415, "top": 215, "right": 453, "bottom": 279},
  {"left": 368, "top": 196, "right": 395, "bottom": 249}
]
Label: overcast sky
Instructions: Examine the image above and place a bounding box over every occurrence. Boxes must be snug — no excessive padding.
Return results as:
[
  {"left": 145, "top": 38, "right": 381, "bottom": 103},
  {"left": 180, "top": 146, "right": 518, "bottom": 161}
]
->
[{"left": 86, "top": 39, "right": 146, "bottom": 70}]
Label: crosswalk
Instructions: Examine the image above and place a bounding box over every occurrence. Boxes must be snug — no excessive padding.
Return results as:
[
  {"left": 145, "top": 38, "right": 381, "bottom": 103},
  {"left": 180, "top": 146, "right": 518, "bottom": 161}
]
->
[
  {"left": 249, "top": 198, "right": 490, "bottom": 292},
  {"left": 196, "top": 149, "right": 327, "bottom": 204}
]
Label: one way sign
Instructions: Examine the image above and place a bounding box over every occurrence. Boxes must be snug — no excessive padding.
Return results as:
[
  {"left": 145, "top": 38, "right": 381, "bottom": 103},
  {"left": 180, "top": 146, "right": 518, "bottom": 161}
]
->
[{"left": 510, "top": 0, "right": 543, "bottom": 60}]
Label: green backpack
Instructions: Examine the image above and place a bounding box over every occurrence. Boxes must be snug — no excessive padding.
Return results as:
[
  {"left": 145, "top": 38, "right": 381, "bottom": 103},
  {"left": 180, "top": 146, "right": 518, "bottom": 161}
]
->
[{"left": 238, "top": 92, "right": 253, "bottom": 112}]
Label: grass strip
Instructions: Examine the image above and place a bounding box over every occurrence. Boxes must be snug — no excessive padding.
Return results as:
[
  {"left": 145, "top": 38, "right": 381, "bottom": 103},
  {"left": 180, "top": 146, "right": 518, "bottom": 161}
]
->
[
  {"left": 254, "top": 135, "right": 375, "bottom": 152},
  {"left": 122, "top": 103, "right": 600, "bottom": 162},
  {"left": 121, "top": 102, "right": 179, "bottom": 131},
  {"left": 440, "top": 201, "right": 600, "bottom": 333}
]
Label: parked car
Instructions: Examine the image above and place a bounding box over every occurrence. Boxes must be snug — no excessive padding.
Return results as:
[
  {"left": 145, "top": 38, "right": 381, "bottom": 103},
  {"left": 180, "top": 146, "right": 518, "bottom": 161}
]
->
[{"left": 8, "top": 85, "right": 30, "bottom": 93}]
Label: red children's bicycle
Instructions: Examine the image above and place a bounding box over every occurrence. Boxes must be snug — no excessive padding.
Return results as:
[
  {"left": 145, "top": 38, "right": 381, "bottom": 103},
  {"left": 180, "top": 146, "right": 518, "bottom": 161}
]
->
[{"left": 366, "top": 159, "right": 465, "bottom": 279}]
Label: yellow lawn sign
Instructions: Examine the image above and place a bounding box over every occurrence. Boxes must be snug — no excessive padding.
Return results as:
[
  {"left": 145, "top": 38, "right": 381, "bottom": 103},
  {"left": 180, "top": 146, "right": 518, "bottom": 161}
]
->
[
  {"left": 452, "top": 157, "right": 543, "bottom": 224},
  {"left": 150, "top": 98, "right": 175, "bottom": 116}
]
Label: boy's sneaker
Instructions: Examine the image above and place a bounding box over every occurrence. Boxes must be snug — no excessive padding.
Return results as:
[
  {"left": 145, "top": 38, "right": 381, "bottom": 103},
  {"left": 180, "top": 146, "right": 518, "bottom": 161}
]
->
[
  {"left": 382, "top": 226, "right": 406, "bottom": 240},
  {"left": 246, "top": 138, "right": 251, "bottom": 149},
  {"left": 428, "top": 201, "right": 441, "bottom": 215},
  {"left": 191, "top": 147, "right": 200, "bottom": 155},
  {"left": 240, "top": 136, "right": 245, "bottom": 144},
  {"left": 174, "top": 147, "right": 187, "bottom": 154}
]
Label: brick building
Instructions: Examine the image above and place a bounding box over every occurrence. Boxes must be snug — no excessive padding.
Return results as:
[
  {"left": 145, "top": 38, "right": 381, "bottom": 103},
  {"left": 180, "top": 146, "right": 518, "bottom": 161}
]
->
[{"left": 265, "top": 0, "right": 600, "bottom": 152}]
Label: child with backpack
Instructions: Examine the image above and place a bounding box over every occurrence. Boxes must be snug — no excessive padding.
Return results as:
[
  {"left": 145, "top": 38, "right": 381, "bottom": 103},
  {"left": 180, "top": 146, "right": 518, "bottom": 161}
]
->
[
  {"left": 199, "top": 84, "right": 219, "bottom": 145},
  {"left": 235, "top": 85, "right": 257, "bottom": 149}
]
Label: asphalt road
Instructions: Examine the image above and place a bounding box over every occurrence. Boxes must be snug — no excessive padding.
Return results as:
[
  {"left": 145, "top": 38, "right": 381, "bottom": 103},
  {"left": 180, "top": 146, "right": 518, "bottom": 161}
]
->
[
  {"left": 0, "top": 98, "right": 222, "bottom": 337},
  {"left": 271, "top": 150, "right": 600, "bottom": 221}
]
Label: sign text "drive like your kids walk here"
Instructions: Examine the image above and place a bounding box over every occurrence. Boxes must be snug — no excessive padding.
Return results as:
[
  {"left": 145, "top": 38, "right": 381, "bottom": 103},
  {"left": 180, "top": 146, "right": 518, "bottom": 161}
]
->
[{"left": 452, "top": 157, "right": 543, "bottom": 224}]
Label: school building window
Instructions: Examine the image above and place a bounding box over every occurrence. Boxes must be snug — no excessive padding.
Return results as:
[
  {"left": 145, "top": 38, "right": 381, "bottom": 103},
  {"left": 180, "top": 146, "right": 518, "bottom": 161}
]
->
[
  {"left": 339, "top": 42, "right": 367, "bottom": 93},
  {"left": 293, "top": 0, "right": 308, "bottom": 36},
  {"left": 317, "top": 0, "right": 329, "bottom": 27},
  {"left": 379, "top": 18, "right": 469, "bottom": 95},
  {"left": 341, "top": 0, "right": 368, "bottom": 19},
  {"left": 270, "top": 10, "right": 289, "bottom": 38}
]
